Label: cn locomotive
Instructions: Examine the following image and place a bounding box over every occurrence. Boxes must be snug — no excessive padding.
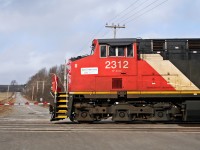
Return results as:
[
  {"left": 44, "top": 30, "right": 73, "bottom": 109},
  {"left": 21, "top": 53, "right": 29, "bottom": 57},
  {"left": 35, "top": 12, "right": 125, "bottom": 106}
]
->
[{"left": 50, "top": 38, "right": 200, "bottom": 122}]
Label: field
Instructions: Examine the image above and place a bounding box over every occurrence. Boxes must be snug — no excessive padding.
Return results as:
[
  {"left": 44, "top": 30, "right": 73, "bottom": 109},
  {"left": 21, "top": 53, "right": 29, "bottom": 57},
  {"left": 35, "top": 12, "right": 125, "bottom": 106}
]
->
[
  {"left": 0, "top": 92, "right": 13, "bottom": 101},
  {"left": 0, "top": 92, "right": 15, "bottom": 115}
]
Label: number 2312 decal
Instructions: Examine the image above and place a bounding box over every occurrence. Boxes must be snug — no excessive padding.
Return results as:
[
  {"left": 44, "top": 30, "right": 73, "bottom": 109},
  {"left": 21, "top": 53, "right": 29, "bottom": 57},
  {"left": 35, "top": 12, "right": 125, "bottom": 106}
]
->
[{"left": 105, "top": 61, "right": 128, "bottom": 69}]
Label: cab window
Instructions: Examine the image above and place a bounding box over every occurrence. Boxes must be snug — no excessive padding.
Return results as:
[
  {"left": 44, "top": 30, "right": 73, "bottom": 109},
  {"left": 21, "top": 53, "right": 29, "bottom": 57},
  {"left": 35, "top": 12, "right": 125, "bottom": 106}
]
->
[
  {"left": 127, "top": 45, "right": 133, "bottom": 57},
  {"left": 109, "top": 46, "right": 125, "bottom": 57},
  {"left": 118, "top": 47, "right": 125, "bottom": 56},
  {"left": 90, "top": 44, "right": 95, "bottom": 55},
  {"left": 100, "top": 45, "right": 107, "bottom": 57},
  {"left": 109, "top": 46, "right": 116, "bottom": 56}
]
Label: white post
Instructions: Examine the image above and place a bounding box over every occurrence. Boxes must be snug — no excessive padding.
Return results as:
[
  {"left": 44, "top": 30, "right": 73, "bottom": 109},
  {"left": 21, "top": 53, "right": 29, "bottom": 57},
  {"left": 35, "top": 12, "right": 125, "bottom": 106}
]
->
[
  {"left": 42, "top": 81, "right": 45, "bottom": 95},
  {"left": 32, "top": 86, "right": 35, "bottom": 100},
  {"left": 7, "top": 85, "right": 10, "bottom": 100},
  {"left": 37, "top": 81, "right": 39, "bottom": 93}
]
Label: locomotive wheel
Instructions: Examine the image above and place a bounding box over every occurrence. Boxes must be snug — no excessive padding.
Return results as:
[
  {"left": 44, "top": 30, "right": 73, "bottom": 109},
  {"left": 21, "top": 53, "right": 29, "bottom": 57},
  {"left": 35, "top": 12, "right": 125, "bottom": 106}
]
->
[
  {"left": 112, "top": 110, "right": 131, "bottom": 122},
  {"left": 119, "top": 111, "right": 126, "bottom": 118},
  {"left": 75, "top": 110, "right": 94, "bottom": 123},
  {"left": 81, "top": 111, "right": 88, "bottom": 118},
  {"left": 157, "top": 111, "right": 164, "bottom": 118}
]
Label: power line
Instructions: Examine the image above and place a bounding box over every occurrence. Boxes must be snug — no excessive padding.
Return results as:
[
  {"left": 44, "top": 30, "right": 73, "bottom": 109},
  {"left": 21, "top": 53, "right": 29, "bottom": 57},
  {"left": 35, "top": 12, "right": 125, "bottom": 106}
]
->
[
  {"left": 124, "top": 0, "right": 169, "bottom": 25},
  {"left": 71, "top": 0, "right": 169, "bottom": 56},
  {"left": 102, "top": 30, "right": 109, "bottom": 38},
  {"left": 107, "top": 0, "right": 140, "bottom": 23},
  {"left": 88, "top": 0, "right": 161, "bottom": 40},
  {"left": 100, "top": 0, "right": 160, "bottom": 40},
  {"left": 119, "top": 0, "right": 160, "bottom": 24},
  {"left": 75, "top": 0, "right": 144, "bottom": 55},
  {"left": 70, "top": 25, "right": 104, "bottom": 57},
  {"left": 113, "top": 0, "right": 151, "bottom": 24},
  {"left": 102, "top": 0, "right": 153, "bottom": 38}
]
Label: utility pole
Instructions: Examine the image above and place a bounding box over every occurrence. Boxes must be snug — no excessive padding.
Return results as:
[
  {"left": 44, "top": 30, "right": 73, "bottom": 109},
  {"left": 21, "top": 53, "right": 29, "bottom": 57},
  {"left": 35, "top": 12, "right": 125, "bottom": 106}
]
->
[
  {"left": 105, "top": 23, "right": 125, "bottom": 38},
  {"left": 42, "top": 81, "right": 45, "bottom": 95},
  {"left": 37, "top": 81, "right": 39, "bottom": 93},
  {"left": 36, "top": 81, "right": 46, "bottom": 94},
  {"left": 7, "top": 85, "right": 10, "bottom": 100},
  {"left": 32, "top": 86, "right": 35, "bottom": 100}
]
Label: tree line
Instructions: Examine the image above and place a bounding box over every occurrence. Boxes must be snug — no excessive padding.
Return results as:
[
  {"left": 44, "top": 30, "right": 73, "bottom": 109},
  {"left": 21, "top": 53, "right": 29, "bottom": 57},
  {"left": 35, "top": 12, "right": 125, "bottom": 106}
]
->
[{"left": 23, "top": 65, "right": 65, "bottom": 103}]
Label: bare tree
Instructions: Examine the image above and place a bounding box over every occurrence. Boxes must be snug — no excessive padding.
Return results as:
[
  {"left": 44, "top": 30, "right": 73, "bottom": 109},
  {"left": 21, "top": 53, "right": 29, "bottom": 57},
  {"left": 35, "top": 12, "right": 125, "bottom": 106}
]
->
[
  {"left": 23, "top": 65, "right": 65, "bottom": 103},
  {"left": 10, "top": 80, "right": 17, "bottom": 85}
]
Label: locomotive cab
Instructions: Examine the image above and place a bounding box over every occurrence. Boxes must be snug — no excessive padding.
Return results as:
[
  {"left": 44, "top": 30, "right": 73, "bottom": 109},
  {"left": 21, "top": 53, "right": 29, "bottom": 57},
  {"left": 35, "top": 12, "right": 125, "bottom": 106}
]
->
[{"left": 67, "top": 38, "right": 137, "bottom": 93}]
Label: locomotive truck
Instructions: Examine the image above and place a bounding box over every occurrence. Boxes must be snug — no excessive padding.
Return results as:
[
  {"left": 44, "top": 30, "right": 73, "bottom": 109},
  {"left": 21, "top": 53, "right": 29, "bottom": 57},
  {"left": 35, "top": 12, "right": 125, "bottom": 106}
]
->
[{"left": 50, "top": 38, "right": 200, "bottom": 122}]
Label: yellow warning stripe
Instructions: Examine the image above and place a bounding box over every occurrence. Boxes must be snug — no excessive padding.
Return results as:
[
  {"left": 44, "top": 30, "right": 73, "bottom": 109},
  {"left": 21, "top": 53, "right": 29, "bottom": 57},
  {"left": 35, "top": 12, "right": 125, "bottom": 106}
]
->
[
  {"left": 69, "top": 91, "right": 200, "bottom": 95},
  {"left": 57, "top": 110, "right": 67, "bottom": 113},
  {"left": 69, "top": 91, "right": 118, "bottom": 95},
  {"left": 56, "top": 115, "right": 67, "bottom": 119},
  {"left": 58, "top": 105, "right": 68, "bottom": 108},
  {"left": 139, "top": 91, "right": 200, "bottom": 95},
  {"left": 58, "top": 100, "right": 68, "bottom": 103},
  {"left": 58, "top": 95, "right": 68, "bottom": 97}
]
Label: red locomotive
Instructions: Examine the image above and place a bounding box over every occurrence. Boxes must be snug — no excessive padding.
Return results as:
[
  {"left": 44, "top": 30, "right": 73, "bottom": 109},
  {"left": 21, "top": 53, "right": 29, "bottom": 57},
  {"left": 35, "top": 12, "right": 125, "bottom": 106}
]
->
[{"left": 50, "top": 38, "right": 200, "bottom": 122}]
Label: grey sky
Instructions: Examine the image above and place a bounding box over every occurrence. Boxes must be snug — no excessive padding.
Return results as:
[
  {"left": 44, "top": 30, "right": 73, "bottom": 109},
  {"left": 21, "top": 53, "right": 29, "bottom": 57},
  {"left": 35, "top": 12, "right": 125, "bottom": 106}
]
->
[{"left": 0, "top": 0, "right": 200, "bottom": 84}]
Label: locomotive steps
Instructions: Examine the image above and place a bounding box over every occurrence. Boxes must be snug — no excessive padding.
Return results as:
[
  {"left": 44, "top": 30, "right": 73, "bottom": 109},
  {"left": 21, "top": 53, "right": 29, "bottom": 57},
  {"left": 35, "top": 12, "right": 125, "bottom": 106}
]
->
[{"left": 53, "top": 92, "right": 68, "bottom": 120}]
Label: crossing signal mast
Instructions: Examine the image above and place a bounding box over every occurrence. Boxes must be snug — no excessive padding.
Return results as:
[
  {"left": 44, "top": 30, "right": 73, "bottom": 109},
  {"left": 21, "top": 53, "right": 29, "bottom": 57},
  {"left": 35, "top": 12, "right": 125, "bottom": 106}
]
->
[{"left": 105, "top": 23, "right": 125, "bottom": 39}]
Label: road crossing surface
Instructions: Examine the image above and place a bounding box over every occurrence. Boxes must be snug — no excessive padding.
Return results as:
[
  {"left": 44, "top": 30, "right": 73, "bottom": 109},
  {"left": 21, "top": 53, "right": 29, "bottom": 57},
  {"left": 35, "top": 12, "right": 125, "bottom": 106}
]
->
[{"left": 0, "top": 92, "right": 51, "bottom": 121}]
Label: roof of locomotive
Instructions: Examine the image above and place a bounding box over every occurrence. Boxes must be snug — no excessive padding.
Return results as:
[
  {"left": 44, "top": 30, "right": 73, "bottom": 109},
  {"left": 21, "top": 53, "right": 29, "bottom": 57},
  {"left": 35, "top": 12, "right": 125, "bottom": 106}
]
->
[
  {"left": 97, "top": 38, "right": 200, "bottom": 45},
  {"left": 97, "top": 38, "right": 136, "bottom": 46},
  {"left": 70, "top": 38, "right": 200, "bottom": 61}
]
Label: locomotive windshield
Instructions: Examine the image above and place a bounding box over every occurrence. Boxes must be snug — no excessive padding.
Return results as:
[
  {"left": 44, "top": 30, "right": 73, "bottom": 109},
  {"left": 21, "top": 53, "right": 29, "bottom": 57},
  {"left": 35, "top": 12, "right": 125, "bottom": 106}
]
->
[
  {"left": 109, "top": 46, "right": 125, "bottom": 56},
  {"left": 98, "top": 38, "right": 135, "bottom": 58},
  {"left": 109, "top": 46, "right": 116, "bottom": 56},
  {"left": 118, "top": 47, "right": 125, "bottom": 56},
  {"left": 100, "top": 45, "right": 133, "bottom": 57}
]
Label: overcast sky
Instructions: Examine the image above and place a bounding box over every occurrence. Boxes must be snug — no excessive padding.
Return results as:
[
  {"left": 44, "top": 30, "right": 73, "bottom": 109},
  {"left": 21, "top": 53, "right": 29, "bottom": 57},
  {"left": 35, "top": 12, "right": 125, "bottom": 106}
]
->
[{"left": 0, "top": 0, "right": 200, "bottom": 84}]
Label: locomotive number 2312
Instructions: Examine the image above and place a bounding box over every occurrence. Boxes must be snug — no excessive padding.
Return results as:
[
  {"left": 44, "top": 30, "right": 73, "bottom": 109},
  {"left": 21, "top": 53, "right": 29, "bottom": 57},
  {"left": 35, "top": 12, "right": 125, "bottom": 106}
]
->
[{"left": 105, "top": 61, "right": 129, "bottom": 69}]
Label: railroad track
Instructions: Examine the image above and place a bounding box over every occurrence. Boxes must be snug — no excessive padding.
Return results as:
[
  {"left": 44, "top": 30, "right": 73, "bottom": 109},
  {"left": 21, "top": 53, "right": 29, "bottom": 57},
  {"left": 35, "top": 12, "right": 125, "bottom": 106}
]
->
[{"left": 0, "top": 120, "right": 200, "bottom": 132}]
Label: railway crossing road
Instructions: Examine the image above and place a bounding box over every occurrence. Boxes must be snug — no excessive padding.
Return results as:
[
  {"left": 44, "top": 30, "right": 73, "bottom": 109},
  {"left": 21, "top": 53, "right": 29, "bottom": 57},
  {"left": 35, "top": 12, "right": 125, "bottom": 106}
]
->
[
  {"left": 0, "top": 92, "right": 51, "bottom": 121},
  {"left": 0, "top": 93, "right": 200, "bottom": 150}
]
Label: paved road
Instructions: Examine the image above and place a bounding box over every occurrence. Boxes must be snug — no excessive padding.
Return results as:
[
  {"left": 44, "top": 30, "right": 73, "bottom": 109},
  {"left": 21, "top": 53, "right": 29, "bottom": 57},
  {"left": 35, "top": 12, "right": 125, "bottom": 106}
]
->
[
  {"left": 0, "top": 92, "right": 51, "bottom": 121},
  {"left": 0, "top": 93, "right": 200, "bottom": 150}
]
